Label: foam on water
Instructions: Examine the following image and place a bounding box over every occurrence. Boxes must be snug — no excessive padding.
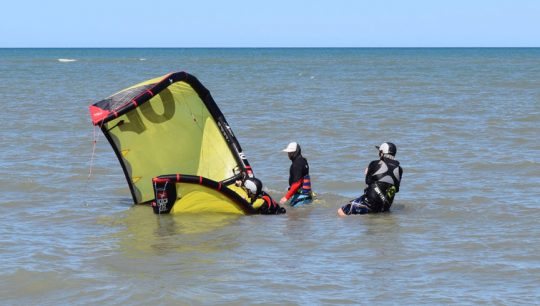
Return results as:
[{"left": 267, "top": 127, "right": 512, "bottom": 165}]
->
[{"left": 57, "top": 58, "right": 77, "bottom": 62}]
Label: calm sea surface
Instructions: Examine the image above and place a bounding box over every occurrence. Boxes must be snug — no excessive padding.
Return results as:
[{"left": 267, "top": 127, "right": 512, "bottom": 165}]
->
[{"left": 0, "top": 48, "right": 539, "bottom": 305}]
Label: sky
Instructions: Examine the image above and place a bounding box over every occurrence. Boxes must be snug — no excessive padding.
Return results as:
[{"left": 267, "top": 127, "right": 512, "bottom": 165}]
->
[{"left": 1, "top": 0, "right": 539, "bottom": 47}]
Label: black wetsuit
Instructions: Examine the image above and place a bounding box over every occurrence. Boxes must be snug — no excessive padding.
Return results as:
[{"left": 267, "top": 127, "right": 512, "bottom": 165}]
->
[
  {"left": 343, "top": 157, "right": 403, "bottom": 214},
  {"left": 254, "top": 191, "right": 286, "bottom": 215},
  {"left": 289, "top": 154, "right": 309, "bottom": 186}
]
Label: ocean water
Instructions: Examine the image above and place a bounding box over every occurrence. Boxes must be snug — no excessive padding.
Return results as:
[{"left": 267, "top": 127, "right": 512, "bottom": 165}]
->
[{"left": 0, "top": 48, "right": 539, "bottom": 305}]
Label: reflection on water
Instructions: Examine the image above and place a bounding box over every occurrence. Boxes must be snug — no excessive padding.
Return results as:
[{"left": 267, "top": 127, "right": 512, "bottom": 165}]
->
[{"left": 107, "top": 205, "right": 243, "bottom": 256}]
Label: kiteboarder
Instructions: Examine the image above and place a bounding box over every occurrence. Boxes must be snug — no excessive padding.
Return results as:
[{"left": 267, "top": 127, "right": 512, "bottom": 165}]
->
[
  {"left": 279, "top": 142, "right": 313, "bottom": 206},
  {"left": 338, "top": 142, "right": 403, "bottom": 216},
  {"left": 240, "top": 178, "right": 286, "bottom": 214}
]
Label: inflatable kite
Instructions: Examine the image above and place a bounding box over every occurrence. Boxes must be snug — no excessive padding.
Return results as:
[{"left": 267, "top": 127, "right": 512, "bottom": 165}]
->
[{"left": 89, "top": 72, "right": 270, "bottom": 215}]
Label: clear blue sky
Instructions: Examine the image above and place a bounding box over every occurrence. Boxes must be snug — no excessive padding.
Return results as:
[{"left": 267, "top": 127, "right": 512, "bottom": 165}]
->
[{"left": 1, "top": 0, "right": 539, "bottom": 47}]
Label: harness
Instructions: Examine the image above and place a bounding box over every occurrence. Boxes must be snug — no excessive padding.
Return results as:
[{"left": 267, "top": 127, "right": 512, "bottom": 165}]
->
[
  {"left": 372, "top": 183, "right": 391, "bottom": 212},
  {"left": 371, "top": 160, "right": 400, "bottom": 187},
  {"left": 297, "top": 174, "right": 312, "bottom": 195}
]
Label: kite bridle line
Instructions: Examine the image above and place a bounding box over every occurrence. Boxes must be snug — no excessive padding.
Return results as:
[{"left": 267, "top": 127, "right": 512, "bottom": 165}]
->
[{"left": 84, "top": 121, "right": 105, "bottom": 204}]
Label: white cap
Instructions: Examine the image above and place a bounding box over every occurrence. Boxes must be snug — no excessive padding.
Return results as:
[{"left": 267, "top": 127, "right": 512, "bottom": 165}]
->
[{"left": 282, "top": 142, "right": 298, "bottom": 153}]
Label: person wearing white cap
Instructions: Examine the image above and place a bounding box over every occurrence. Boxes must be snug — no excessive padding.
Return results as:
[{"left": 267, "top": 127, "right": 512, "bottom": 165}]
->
[
  {"left": 280, "top": 142, "right": 313, "bottom": 206},
  {"left": 338, "top": 142, "right": 403, "bottom": 216}
]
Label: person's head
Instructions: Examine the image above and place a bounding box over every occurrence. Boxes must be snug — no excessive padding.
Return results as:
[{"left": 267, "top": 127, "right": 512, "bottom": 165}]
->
[
  {"left": 282, "top": 142, "right": 301, "bottom": 160},
  {"left": 376, "top": 142, "right": 397, "bottom": 159},
  {"left": 244, "top": 177, "right": 263, "bottom": 199}
]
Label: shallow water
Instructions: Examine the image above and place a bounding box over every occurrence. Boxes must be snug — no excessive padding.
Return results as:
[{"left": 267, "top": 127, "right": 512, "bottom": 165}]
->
[{"left": 0, "top": 48, "right": 539, "bottom": 305}]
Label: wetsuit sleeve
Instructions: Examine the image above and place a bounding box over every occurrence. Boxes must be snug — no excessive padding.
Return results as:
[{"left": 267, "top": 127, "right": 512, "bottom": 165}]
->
[
  {"left": 396, "top": 166, "right": 403, "bottom": 192},
  {"left": 285, "top": 179, "right": 303, "bottom": 199},
  {"left": 365, "top": 160, "right": 379, "bottom": 185}
]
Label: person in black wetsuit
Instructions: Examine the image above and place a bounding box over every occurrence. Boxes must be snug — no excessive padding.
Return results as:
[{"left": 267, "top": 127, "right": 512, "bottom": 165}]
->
[
  {"left": 279, "top": 142, "right": 313, "bottom": 207},
  {"left": 338, "top": 142, "right": 403, "bottom": 216},
  {"left": 242, "top": 177, "right": 286, "bottom": 215}
]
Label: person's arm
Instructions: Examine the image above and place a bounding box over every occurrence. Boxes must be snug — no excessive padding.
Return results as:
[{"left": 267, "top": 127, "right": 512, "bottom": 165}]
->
[
  {"left": 395, "top": 166, "right": 403, "bottom": 192},
  {"left": 365, "top": 161, "right": 378, "bottom": 185},
  {"left": 280, "top": 179, "right": 302, "bottom": 204},
  {"left": 281, "top": 159, "right": 304, "bottom": 204},
  {"left": 286, "top": 179, "right": 302, "bottom": 198}
]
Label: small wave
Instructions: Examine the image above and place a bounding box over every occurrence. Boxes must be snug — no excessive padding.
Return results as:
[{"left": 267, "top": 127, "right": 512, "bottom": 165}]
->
[
  {"left": 139, "top": 58, "right": 146, "bottom": 61},
  {"left": 58, "top": 58, "right": 77, "bottom": 62}
]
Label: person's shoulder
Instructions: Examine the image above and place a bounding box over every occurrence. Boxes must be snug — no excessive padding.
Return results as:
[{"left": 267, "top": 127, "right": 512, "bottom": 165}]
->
[
  {"left": 293, "top": 156, "right": 307, "bottom": 166},
  {"left": 389, "top": 159, "right": 403, "bottom": 172},
  {"left": 368, "top": 160, "right": 379, "bottom": 167},
  {"left": 382, "top": 157, "right": 400, "bottom": 165},
  {"left": 261, "top": 192, "right": 276, "bottom": 204}
]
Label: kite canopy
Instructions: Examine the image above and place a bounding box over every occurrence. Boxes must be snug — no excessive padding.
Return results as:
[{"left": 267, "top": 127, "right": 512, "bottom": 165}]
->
[{"left": 89, "top": 72, "right": 262, "bottom": 215}]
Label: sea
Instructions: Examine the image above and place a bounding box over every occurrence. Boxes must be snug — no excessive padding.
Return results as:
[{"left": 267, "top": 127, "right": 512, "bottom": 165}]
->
[{"left": 0, "top": 48, "right": 539, "bottom": 305}]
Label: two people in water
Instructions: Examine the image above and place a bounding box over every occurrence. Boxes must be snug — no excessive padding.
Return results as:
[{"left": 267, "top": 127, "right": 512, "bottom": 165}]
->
[{"left": 237, "top": 141, "right": 313, "bottom": 214}]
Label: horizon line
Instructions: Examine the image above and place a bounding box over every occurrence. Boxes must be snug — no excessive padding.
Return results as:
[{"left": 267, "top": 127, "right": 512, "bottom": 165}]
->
[{"left": 1, "top": 46, "right": 539, "bottom": 49}]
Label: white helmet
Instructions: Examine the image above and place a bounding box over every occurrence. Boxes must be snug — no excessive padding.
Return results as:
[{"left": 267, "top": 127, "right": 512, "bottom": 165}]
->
[
  {"left": 244, "top": 178, "right": 262, "bottom": 196},
  {"left": 375, "top": 142, "right": 397, "bottom": 156}
]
